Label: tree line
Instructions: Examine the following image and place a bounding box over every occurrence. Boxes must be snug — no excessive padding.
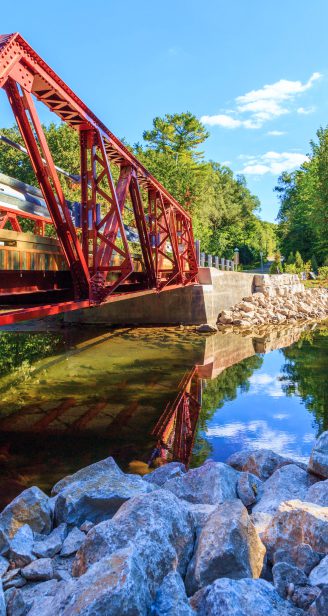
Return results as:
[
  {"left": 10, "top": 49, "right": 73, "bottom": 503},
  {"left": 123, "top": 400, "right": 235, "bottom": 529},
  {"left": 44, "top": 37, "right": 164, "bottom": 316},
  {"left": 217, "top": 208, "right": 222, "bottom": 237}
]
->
[
  {"left": 0, "top": 112, "right": 276, "bottom": 265},
  {"left": 276, "top": 125, "right": 328, "bottom": 269}
]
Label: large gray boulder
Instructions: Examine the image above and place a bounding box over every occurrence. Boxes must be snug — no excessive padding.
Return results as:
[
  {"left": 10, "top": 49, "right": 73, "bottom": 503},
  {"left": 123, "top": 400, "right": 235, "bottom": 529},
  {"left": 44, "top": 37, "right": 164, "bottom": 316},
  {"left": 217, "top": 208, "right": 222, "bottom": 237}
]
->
[
  {"left": 227, "top": 448, "right": 304, "bottom": 480},
  {"left": 272, "top": 561, "right": 308, "bottom": 598},
  {"left": 60, "top": 527, "right": 85, "bottom": 557},
  {"left": 0, "top": 487, "right": 52, "bottom": 554},
  {"left": 185, "top": 503, "right": 217, "bottom": 535},
  {"left": 185, "top": 499, "right": 266, "bottom": 596},
  {"left": 21, "top": 557, "right": 54, "bottom": 581},
  {"left": 308, "top": 431, "right": 328, "bottom": 478},
  {"left": 253, "top": 464, "right": 317, "bottom": 516},
  {"left": 8, "top": 524, "right": 35, "bottom": 567},
  {"left": 262, "top": 500, "right": 328, "bottom": 561},
  {"left": 163, "top": 461, "right": 238, "bottom": 505},
  {"left": 308, "top": 587, "right": 328, "bottom": 616},
  {"left": 151, "top": 571, "right": 193, "bottom": 616},
  {"left": 5, "top": 579, "right": 59, "bottom": 616},
  {"left": 237, "top": 471, "right": 263, "bottom": 507},
  {"left": 144, "top": 462, "right": 186, "bottom": 487},
  {"left": 0, "top": 581, "right": 4, "bottom": 616},
  {"left": 73, "top": 489, "right": 194, "bottom": 596},
  {"left": 309, "top": 554, "right": 328, "bottom": 586},
  {"left": 33, "top": 523, "right": 67, "bottom": 558},
  {"left": 307, "top": 479, "right": 328, "bottom": 506},
  {"left": 190, "top": 577, "right": 303, "bottom": 615},
  {"left": 27, "top": 547, "right": 151, "bottom": 616},
  {"left": 274, "top": 543, "right": 322, "bottom": 575},
  {"left": 53, "top": 456, "right": 154, "bottom": 526}
]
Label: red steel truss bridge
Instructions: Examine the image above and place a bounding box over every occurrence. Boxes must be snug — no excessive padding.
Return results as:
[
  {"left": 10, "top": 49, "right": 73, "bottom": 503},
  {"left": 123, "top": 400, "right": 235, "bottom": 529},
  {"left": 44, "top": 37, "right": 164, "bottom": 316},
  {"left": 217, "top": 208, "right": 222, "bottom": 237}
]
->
[{"left": 0, "top": 33, "right": 198, "bottom": 326}]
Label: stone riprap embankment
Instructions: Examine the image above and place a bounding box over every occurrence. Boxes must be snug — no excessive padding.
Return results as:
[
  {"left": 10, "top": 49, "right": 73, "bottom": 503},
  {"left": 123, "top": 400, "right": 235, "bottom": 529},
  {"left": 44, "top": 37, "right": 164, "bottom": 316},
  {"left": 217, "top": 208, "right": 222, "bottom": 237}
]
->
[
  {"left": 1, "top": 434, "right": 328, "bottom": 614},
  {"left": 218, "top": 274, "right": 328, "bottom": 328}
]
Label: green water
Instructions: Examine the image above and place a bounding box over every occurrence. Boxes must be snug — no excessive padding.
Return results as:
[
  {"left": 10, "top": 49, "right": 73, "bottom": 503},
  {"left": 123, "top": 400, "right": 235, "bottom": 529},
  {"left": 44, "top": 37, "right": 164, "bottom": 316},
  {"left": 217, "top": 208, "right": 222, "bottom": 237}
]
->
[{"left": 0, "top": 321, "right": 327, "bottom": 509}]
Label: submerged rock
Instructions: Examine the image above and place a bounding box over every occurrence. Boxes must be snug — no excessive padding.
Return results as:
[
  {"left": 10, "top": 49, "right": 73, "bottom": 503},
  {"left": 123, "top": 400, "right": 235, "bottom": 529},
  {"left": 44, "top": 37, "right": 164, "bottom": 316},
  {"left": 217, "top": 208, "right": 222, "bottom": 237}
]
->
[
  {"left": 308, "top": 431, "right": 328, "bottom": 478},
  {"left": 185, "top": 499, "right": 265, "bottom": 596},
  {"left": 73, "top": 489, "right": 194, "bottom": 596},
  {"left": 150, "top": 571, "right": 193, "bottom": 616},
  {"left": 226, "top": 448, "right": 302, "bottom": 481},
  {"left": 0, "top": 487, "right": 52, "bottom": 553},
  {"left": 27, "top": 547, "right": 152, "bottom": 616},
  {"left": 144, "top": 462, "right": 186, "bottom": 487},
  {"left": 253, "top": 464, "right": 316, "bottom": 516},
  {"left": 163, "top": 461, "right": 238, "bottom": 505},
  {"left": 53, "top": 456, "right": 154, "bottom": 526},
  {"left": 262, "top": 500, "right": 328, "bottom": 561},
  {"left": 190, "top": 577, "right": 303, "bottom": 615}
]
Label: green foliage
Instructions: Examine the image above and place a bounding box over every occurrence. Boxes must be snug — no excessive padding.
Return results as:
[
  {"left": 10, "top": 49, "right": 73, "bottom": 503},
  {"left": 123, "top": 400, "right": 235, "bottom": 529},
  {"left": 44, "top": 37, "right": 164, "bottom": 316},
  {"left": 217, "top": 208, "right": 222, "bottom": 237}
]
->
[
  {"left": 0, "top": 113, "right": 276, "bottom": 261},
  {"left": 142, "top": 111, "right": 209, "bottom": 162},
  {"left": 295, "top": 250, "right": 304, "bottom": 272},
  {"left": 284, "top": 263, "right": 297, "bottom": 274},
  {"left": 281, "top": 324, "right": 328, "bottom": 433},
  {"left": 318, "top": 266, "right": 328, "bottom": 280},
  {"left": 311, "top": 254, "right": 319, "bottom": 273},
  {"left": 286, "top": 251, "right": 295, "bottom": 265},
  {"left": 276, "top": 126, "right": 328, "bottom": 265}
]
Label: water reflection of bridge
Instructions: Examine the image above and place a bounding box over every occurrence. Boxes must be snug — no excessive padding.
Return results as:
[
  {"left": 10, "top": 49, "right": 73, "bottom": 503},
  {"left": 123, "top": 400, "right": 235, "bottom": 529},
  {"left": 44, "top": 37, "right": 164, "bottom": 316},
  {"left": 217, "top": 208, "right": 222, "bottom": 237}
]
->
[{"left": 0, "top": 323, "right": 310, "bottom": 505}]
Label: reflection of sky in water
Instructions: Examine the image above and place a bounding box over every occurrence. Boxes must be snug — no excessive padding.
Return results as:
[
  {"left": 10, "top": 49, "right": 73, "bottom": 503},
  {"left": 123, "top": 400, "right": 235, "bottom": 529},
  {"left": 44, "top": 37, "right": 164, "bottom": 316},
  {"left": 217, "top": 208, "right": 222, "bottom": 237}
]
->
[{"left": 204, "top": 349, "right": 317, "bottom": 463}]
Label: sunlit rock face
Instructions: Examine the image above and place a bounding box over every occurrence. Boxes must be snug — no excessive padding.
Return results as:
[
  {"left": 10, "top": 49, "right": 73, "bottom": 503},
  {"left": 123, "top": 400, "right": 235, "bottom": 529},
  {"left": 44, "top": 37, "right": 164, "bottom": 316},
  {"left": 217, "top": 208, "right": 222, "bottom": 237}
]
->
[
  {"left": 53, "top": 457, "right": 154, "bottom": 527},
  {"left": 262, "top": 500, "right": 328, "bottom": 561},
  {"left": 72, "top": 489, "right": 194, "bottom": 596},
  {"left": 162, "top": 461, "right": 239, "bottom": 505},
  {"left": 185, "top": 499, "right": 266, "bottom": 596},
  {"left": 0, "top": 487, "right": 52, "bottom": 555}
]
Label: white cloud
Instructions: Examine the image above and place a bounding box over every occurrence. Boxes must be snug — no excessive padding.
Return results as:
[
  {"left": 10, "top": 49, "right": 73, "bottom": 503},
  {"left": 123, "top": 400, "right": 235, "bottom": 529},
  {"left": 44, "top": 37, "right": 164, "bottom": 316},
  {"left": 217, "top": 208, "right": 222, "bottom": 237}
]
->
[
  {"left": 240, "top": 151, "right": 308, "bottom": 176},
  {"left": 267, "top": 130, "right": 286, "bottom": 136},
  {"left": 200, "top": 114, "right": 242, "bottom": 128},
  {"left": 201, "top": 72, "right": 322, "bottom": 130},
  {"left": 297, "top": 106, "right": 316, "bottom": 115},
  {"left": 221, "top": 160, "right": 231, "bottom": 166}
]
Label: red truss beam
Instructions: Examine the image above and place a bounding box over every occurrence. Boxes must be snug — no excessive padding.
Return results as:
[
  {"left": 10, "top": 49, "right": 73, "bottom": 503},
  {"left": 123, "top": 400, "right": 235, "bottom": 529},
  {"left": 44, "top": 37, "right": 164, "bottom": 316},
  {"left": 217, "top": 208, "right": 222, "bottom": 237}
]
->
[{"left": 0, "top": 32, "right": 198, "bottom": 308}]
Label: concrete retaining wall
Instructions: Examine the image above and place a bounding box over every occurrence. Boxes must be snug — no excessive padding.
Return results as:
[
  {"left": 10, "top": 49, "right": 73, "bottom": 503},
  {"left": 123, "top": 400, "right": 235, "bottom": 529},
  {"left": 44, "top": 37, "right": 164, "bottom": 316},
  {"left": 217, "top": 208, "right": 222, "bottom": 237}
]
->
[{"left": 66, "top": 268, "right": 255, "bottom": 326}]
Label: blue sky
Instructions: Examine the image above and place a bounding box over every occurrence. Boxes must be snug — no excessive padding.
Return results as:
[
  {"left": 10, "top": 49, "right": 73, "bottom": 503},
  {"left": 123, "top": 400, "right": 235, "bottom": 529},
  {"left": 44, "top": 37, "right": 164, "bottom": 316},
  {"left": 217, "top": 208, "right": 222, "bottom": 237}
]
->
[{"left": 1, "top": 0, "right": 328, "bottom": 222}]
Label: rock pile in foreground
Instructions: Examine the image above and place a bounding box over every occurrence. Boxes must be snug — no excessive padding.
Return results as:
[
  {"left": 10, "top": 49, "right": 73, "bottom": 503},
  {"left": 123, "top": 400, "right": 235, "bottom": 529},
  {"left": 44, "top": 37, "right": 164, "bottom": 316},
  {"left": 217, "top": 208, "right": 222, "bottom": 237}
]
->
[
  {"left": 218, "top": 287, "right": 328, "bottom": 328},
  {"left": 1, "top": 434, "right": 328, "bottom": 614}
]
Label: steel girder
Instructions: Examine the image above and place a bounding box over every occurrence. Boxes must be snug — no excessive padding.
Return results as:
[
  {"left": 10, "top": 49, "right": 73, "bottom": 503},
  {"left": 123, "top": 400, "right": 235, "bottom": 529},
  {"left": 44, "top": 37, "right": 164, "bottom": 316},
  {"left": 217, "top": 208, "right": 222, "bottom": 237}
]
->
[{"left": 0, "top": 32, "right": 198, "bottom": 307}]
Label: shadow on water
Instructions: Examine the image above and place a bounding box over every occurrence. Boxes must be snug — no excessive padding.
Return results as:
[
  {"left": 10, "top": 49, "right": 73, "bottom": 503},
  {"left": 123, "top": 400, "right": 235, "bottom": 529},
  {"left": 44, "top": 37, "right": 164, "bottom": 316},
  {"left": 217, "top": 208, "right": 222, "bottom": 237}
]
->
[{"left": 0, "top": 320, "right": 327, "bottom": 509}]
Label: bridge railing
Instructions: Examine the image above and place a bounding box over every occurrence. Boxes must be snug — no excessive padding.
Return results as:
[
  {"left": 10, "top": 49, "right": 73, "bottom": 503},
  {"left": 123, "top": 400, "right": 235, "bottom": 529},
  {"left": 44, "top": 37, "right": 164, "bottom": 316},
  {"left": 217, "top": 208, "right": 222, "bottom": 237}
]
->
[{"left": 199, "top": 251, "right": 235, "bottom": 271}]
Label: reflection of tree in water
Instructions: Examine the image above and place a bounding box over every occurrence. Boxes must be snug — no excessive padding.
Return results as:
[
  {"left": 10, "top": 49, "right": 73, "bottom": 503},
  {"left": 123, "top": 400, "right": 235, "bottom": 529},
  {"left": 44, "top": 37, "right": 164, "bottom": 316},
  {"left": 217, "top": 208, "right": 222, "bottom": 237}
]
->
[
  {"left": 191, "top": 354, "right": 263, "bottom": 467},
  {"left": 0, "top": 332, "right": 62, "bottom": 378},
  {"left": 281, "top": 324, "right": 328, "bottom": 435}
]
